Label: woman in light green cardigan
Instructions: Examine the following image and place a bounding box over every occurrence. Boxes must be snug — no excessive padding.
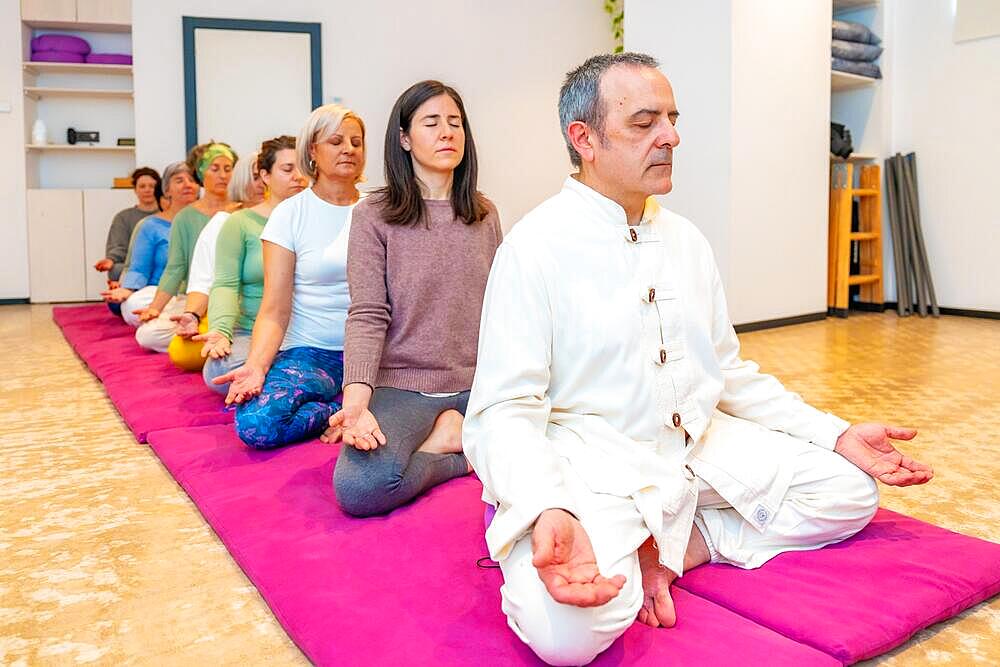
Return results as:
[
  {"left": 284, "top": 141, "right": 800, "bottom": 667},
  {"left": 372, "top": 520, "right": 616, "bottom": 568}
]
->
[
  {"left": 198, "top": 135, "right": 307, "bottom": 393},
  {"left": 134, "top": 141, "right": 237, "bottom": 353}
]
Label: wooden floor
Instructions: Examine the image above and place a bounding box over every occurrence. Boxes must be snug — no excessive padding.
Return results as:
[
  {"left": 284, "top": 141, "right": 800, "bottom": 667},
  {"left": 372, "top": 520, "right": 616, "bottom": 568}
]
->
[{"left": 1, "top": 304, "right": 998, "bottom": 665}]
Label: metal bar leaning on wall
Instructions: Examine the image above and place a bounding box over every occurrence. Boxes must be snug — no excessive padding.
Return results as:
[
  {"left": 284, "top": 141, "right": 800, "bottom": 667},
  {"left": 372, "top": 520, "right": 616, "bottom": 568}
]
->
[
  {"left": 902, "top": 153, "right": 940, "bottom": 317},
  {"left": 900, "top": 154, "right": 929, "bottom": 317},
  {"left": 887, "top": 156, "right": 914, "bottom": 316},
  {"left": 883, "top": 157, "right": 906, "bottom": 316}
]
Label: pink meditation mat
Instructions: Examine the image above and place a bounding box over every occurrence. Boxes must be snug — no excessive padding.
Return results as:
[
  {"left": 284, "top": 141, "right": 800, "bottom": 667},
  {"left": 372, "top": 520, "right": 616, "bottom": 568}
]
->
[
  {"left": 676, "top": 508, "right": 1000, "bottom": 663},
  {"left": 147, "top": 425, "right": 838, "bottom": 666},
  {"left": 53, "top": 304, "right": 1000, "bottom": 664},
  {"left": 54, "top": 305, "right": 233, "bottom": 442}
]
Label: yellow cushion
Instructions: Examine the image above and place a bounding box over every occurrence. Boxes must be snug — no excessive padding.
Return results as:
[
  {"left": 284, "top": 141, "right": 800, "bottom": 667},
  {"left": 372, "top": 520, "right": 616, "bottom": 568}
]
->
[{"left": 168, "top": 319, "right": 209, "bottom": 372}]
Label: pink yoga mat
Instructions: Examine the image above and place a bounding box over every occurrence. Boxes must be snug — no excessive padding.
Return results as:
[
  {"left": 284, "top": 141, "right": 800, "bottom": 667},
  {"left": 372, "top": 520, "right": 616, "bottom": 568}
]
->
[
  {"left": 53, "top": 304, "right": 1000, "bottom": 664},
  {"left": 147, "top": 425, "right": 838, "bottom": 666},
  {"left": 676, "top": 508, "right": 1000, "bottom": 663},
  {"left": 54, "top": 305, "right": 233, "bottom": 442}
]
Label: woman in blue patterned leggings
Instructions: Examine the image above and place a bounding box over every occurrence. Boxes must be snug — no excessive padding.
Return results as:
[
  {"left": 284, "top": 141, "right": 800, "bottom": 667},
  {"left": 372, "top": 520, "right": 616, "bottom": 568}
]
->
[
  {"left": 212, "top": 104, "right": 366, "bottom": 448},
  {"left": 233, "top": 346, "right": 344, "bottom": 447}
]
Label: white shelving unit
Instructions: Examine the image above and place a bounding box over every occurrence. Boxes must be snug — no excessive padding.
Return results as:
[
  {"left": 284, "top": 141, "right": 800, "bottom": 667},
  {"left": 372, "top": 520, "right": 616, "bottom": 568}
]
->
[
  {"left": 26, "top": 144, "right": 135, "bottom": 152},
  {"left": 20, "top": 0, "right": 137, "bottom": 302},
  {"left": 830, "top": 0, "right": 895, "bottom": 305}
]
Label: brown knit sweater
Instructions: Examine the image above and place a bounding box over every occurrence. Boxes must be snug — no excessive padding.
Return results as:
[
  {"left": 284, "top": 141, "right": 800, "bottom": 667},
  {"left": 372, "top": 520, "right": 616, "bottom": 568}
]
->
[{"left": 343, "top": 196, "right": 503, "bottom": 393}]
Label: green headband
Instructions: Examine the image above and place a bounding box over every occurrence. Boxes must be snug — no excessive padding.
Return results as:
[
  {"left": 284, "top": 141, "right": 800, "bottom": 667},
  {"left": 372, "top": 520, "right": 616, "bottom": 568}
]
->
[{"left": 196, "top": 143, "right": 235, "bottom": 182}]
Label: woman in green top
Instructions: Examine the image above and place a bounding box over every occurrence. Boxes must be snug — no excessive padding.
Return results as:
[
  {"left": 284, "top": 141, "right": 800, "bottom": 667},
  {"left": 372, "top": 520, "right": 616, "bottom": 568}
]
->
[
  {"left": 198, "top": 135, "right": 307, "bottom": 393},
  {"left": 134, "top": 141, "right": 237, "bottom": 353}
]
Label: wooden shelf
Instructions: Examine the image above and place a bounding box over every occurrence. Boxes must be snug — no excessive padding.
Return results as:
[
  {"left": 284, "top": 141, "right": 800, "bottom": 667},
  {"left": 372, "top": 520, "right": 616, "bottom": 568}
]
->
[
  {"left": 23, "top": 62, "right": 132, "bottom": 76},
  {"left": 834, "top": 0, "right": 878, "bottom": 15},
  {"left": 851, "top": 188, "right": 879, "bottom": 197},
  {"left": 848, "top": 274, "right": 881, "bottom": 286},
  {"left": 26, "top": 144, "right": 135, "bottom": 153},
  {"left": 23, "top": 19, "right": 131, "bottom": 33},
  {"left": 831, "top": 153, "right": 878, "bottom": 162},
  {"left": 832, "top": 70, "right": 879, "bottom": 92},
  {"left": 24, "top": 87, "right": 133, "bottom": 100},
  {"left": 849, "top": 232, "right": 879, "bottom": 241}
]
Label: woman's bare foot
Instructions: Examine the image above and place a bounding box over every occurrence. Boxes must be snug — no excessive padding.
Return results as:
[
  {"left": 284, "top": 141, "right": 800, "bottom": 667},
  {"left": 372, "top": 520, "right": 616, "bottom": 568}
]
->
[
  {"left": 637, "top": 537, "right": 678, "bottom": 628},
  {"left": 416, "top": 409, "right": 464, "bottom": 455}
]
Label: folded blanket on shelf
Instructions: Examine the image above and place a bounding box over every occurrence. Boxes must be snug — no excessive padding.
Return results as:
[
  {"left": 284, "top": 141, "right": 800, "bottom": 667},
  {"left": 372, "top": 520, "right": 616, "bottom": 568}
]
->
[
  {"left": 833, "top": 57, "right": 882, "bottom": 80},
  {"left": 832, "top": 39, "right": 883, "bottom": 62},
  {"left": 833, "top": 19, "right": 881, "bottom": 45}
]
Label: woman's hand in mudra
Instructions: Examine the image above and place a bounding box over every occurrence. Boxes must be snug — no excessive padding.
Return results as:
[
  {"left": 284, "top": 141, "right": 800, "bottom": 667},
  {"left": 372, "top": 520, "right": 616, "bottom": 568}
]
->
[
  {"left": 194, "top": 330, "right": 232, "bottom": 359},
  {"left": 321, "top": 406, "right": 386, "bottom": 450}
]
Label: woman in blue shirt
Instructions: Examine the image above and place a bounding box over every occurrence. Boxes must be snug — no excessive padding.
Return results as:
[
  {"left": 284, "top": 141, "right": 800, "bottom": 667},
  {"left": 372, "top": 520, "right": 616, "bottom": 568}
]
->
[{"left": 103, "top": 162, "right": 199, "bottom": 326}]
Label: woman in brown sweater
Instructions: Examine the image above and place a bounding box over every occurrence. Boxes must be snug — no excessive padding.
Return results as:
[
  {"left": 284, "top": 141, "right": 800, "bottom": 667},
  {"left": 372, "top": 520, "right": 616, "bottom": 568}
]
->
[{"left": 322, "top": 80, "right": 502, "bottom": 517}]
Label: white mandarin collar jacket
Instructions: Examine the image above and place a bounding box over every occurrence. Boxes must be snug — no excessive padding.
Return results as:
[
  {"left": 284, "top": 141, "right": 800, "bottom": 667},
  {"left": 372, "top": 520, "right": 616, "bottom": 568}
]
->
[{"left": 464, "top": 177, "right": 849, "bottom": 574}]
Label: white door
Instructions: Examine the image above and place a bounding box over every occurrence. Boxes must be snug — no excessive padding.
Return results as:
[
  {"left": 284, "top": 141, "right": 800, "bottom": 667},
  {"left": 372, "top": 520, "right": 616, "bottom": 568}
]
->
[
  {"left": 83, "top": 189, "right": 137, "bottom": 300},
  {"left": 27, "top": 189, "right": 86, "bottom": 303}
]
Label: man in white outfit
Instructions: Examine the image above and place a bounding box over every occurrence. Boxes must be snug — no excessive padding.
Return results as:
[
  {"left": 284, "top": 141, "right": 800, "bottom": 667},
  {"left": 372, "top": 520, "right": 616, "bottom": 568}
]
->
[{"left": 463, "top": 52, "right": 933, "bottom": 666}]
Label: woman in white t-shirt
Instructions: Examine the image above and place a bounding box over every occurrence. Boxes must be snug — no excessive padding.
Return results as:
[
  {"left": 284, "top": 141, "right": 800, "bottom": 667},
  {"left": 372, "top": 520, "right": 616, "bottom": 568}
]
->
[{"left": 213, "top": 104, "right": 365, "bottom": 448}]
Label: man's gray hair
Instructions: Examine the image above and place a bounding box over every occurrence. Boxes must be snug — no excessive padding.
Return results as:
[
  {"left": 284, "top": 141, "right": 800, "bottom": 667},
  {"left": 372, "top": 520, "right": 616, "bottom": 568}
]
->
[{"left": 558, "top": 52, "right": 660, "bottom": 167}]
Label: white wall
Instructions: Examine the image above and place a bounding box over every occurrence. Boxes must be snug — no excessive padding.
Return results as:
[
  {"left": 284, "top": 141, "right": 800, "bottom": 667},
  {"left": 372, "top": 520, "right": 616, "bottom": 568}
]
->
[
  {"left": 0, "top": 3, "right": 30, "bottom": 299},
  {"left": 889, "top": 0, "right": 1000, "bottom": 311},
  {"left": 133, "top": 0, "right": 613, "bottom": 229},
  {"left": 627, "top": 0, "right": 831, "bottom": 325},
  {"left": 728, "top": 0, "right": 831, "bottom": 325},
  {"left": 624, "top": 2, "right": 733, "bottom": 288}
]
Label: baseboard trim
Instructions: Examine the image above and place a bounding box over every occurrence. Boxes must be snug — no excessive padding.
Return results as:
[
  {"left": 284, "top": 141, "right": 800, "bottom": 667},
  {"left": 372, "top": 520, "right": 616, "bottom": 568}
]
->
[
  {"left": 939, "top": 307, "right": 1000, "bottom": 320},
  {"left": 848, "top": 301, "right": 999, "bottom": 320},
  {"left": 734, "top": 312, "right": 827, "bottom": 334},
  {"left": 0, "top": 298, "right": 29, "bottom": 305},
  {"left": 849, "top": 301, "right": 891, "bottom": 313}
]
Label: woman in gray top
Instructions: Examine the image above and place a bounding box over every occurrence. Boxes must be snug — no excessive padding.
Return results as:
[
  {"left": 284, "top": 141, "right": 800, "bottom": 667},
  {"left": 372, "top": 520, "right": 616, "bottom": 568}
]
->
[{"left": 95, "top": 166, "right": 163, "bottom": 286}]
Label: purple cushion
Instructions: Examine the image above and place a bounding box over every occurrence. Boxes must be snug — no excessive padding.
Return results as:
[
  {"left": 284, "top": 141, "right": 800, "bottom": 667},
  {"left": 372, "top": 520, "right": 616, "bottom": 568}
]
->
[
  {"left": 677, "top": 508, "right": 1000, "bottom": 663},
  {"left": 31, "top": 49, "right": 86, "bottom": 63},
  {"left": 86, "top": 53, "right": 133, "bottom": 65},
  {"left": 147, "top": 425, "right": 839, "bottom": 666},
  {"left": 31, "top": 34, "right": 91, "bottom": 55}
]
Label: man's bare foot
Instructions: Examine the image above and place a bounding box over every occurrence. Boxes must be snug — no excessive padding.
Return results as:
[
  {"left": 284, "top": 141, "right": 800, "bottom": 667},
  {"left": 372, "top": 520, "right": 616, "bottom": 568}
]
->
[
  {"left": 416, "top": 409, "right": 464, "bottom": 455},
  {"left": 637, "top": 537, "right": 678, "bottom": 628}
]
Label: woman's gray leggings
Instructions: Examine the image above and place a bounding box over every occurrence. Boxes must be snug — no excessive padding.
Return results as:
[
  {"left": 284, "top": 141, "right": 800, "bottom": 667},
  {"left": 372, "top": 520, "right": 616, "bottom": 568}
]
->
[{"left": 332, "top": 388, "right": 470, "bottom": 517}]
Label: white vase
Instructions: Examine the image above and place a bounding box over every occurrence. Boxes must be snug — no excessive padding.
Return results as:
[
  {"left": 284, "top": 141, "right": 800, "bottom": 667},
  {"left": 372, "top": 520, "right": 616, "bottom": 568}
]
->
[{"left": 31, "top": 119, "right": 47, "bottom": 145}]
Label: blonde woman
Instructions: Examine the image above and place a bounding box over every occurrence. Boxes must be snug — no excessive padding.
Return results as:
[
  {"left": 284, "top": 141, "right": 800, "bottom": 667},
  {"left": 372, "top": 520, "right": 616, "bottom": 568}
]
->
[{"left": 215, "top": 105, "right": 364, "bottom": 448}]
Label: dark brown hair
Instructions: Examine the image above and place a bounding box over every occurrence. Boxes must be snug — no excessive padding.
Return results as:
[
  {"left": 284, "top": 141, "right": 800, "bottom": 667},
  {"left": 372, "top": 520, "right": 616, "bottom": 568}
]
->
[
  {"left": 372, "top": 80, "right": 489, "bottom": 226},
  {"left": 258, "top": 135, "right": 296, "bottom": 173},
  {"left": 131, "top": 166, "right": 162, "bottom": 206}
]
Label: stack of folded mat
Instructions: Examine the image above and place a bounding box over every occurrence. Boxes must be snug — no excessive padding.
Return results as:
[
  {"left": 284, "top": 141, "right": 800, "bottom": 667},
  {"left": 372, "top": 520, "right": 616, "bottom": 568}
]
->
[
  {"left": 30, "top": 34, "right": 132, "bottom": 65},
  {"left": 832, "top": 19, "right": 882, "bottom": 79}
]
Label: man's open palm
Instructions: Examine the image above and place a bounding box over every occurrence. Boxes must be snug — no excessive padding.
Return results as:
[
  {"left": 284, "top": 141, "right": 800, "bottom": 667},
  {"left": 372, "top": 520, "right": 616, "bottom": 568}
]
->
[
  {"left": 835, "top": 423, "right": 933, "bottom": 486},
  {"left": 532, "top": 509, "right": 625, "bottom": 607}
]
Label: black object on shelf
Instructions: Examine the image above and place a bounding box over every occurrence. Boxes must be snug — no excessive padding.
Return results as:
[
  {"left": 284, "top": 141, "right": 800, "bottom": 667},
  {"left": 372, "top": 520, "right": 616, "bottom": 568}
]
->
[
  {"left": 831, "top": 122, "right": 853, "bottom": 158},
  {"left": 67, "top": 128, "right": 99, "bottom": 144},
  {"left": 117, "top": 137, "right": 135, "bottom": 146}
]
